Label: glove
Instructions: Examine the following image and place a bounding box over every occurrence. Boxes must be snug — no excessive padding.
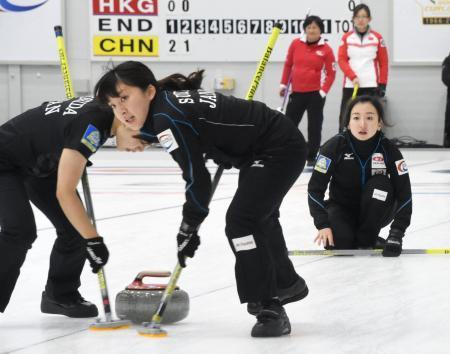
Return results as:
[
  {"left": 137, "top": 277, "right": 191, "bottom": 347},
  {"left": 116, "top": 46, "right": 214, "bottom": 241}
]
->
[
  {"left": 177, "top": 222, "right": 200, "bottom": 267},
  {"left": 85, "top": 237, "right": 109, "bottom": 273},
  {"left": 382, "top": 229, "right": 403, "bottom": 257},
  {"left": 377, "top": 84, "right": 386, "bottom": 98}
]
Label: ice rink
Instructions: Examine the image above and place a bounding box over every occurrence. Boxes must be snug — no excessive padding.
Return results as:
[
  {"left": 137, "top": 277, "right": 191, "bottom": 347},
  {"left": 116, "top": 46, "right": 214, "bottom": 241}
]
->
[{"left": 1, "top": 148, "right": 449, "bottom": 354}]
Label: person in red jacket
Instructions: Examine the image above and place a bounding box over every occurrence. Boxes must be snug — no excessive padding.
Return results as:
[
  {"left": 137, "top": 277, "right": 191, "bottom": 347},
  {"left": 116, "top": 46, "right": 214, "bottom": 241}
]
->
[
  {"left": 280, "top": 15, "right": 336, "bottom": 166},
  {"left": 338, "top": 3, "right": 389, "bottom": 131}
]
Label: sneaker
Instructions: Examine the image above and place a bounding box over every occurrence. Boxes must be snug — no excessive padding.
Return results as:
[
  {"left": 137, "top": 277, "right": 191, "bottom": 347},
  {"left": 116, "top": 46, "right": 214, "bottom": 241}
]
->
[
  {"left": 247, "top": 277, "right": 309, "bottom": 315},
  {"left": 251, "top": 300, "right": 291, "bottom": 337},
  {"left": 41, "top": 291, "right": 98, "bottom": 318}
]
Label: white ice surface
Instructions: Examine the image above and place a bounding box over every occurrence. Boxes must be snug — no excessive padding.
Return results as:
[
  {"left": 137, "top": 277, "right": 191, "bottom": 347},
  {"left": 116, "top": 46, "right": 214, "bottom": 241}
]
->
[{"left": 1, "top": 149, "right": 449, "bottom": 354}]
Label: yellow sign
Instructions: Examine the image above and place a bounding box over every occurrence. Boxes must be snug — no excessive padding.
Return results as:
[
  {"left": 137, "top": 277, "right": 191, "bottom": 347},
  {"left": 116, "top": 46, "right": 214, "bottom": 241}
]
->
[{"left": 93, "top": 35, "right": 159, "bottom": 56}]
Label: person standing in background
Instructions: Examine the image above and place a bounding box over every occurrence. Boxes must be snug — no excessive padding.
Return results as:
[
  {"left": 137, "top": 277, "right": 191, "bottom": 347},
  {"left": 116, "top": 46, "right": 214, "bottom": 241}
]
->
[
  {"left": 280, "top": 15, "right": 336, "bottom": 166},
  {"left": 338, "top": 3, "right": 388, "bottom": 131},
  {"left": 442, "top": 52, "right": 450, "bottom": 147}
]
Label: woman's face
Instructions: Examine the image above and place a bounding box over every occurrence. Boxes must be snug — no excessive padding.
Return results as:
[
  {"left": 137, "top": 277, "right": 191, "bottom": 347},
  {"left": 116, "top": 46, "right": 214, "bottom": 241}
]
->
[
  {"left": 347, "top": 102, "right": 382, "bottom": 141},
  {"left": 353, "top": 9, "right": 371, "bottom": 32},
  {"left": 108, "top": 81, "right": 155, "bottom": 131},
  {"left": 305, "top": 22, "right": 321, "bottom": 43}
]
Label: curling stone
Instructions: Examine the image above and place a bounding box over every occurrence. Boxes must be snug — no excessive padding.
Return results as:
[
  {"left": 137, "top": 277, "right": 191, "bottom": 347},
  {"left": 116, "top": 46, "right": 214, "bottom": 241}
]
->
[{"left": 115, "top": 271, "right": 189, "bottom": 324}]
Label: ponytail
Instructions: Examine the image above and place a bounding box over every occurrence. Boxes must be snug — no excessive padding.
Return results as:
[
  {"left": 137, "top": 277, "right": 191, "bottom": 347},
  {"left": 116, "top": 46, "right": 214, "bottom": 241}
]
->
[
  {"left": 95, "top": 61, "right": 204, "bottom": 104},
  {"left": 157, "top": 70, "right": 204, "bottom": 91}
]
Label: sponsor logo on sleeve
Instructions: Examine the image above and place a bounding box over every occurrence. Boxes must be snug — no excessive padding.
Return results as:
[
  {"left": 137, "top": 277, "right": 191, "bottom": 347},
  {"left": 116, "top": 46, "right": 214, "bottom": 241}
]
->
[
  {"left": 157, "top": 128, "right": 179, "bottom": 153},
  {"left": 372, "top": 188, "right": 388, "bottom": 201},
  {"left": 81, "top": 124, "right": 101, "bottom": 153},
  {"left": 314, "top": 154, "right": 332, "bottom": 174},
  {"left": 395, "top": 159, "right": 409, "bottom": 175},
  {"left": 232, "top": 235, "right": 257, "bottom": 252}
]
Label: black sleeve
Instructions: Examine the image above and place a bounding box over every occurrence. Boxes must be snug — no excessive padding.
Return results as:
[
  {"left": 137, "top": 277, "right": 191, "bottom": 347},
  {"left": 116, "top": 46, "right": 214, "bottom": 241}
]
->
[
  {"left": 442, "top": 55, "right": 450, "bottom": 87},
  {"left": 64, "top": 112, "right": 110, "bottom": 160},
  {"left": 385, "top": 143, "right": 412, "bottom": 233},
  {"left": 307, "top": 137, "right": 340, "bottom": 230},
  {"left": 154, "top": 117, "right": 211, "bottom": 228}
]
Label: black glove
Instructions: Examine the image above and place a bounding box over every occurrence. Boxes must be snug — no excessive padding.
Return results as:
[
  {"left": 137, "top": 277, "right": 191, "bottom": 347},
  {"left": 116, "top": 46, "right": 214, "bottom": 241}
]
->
[
  {"left": 382, "top": 229, "right": 403, "bottom": 257},
  {"left": 377, "top": 84, "right": 386, "bottom": 97},
  {"left": 85, "top": 237, "right": 109, "bottom": 273},
  {"left": 177, "top": 222, "right": 200, "bottom": 267}
]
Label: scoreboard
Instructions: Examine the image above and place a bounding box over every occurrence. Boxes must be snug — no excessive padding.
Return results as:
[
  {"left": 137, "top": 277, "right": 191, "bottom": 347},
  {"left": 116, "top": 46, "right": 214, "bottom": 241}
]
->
[{"left": 90, "top": 0, "right": 359, "bottom": 62}]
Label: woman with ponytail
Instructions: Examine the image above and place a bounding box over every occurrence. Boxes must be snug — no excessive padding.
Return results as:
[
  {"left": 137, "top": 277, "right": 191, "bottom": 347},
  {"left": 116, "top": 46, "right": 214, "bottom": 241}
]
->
[{"left": 95, "top": 61, "right": 309, "bottom": 338}]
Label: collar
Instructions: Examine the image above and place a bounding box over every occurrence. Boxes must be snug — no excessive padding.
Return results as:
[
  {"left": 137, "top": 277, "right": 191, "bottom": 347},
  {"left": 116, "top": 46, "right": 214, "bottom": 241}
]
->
[
  {"left": 299, "top": 34, "right": 325, "bottom": 46},
  {"left": 346, "top": 130, "right": 383, "bottom": 160}
]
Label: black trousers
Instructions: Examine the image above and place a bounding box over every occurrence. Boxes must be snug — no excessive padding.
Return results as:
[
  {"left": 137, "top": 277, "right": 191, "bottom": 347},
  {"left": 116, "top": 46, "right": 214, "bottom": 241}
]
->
[
  {"left": 445, "top": 92, "right": 450, "bottom": 147},
  {"left": 225, "top": 139, "right": 307, "bottom": 303},
  {"left": 327, "top": 175, "right": 395, "bottom": 249},
  {"left": 339, "top": 87, "right": 378, "bottom": 132},
  {"left": 0, "top": 171, "right": 86, "bottom": 312},
  {"left": 285, "top": 91, "right": 325, "bottom": 161}
]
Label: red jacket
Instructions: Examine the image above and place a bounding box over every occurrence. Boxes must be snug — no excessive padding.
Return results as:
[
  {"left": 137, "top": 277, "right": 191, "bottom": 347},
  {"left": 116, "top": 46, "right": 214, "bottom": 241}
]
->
[
  {"left": 338, "top": 29, "right": 388, "bottom": 88},
  {"left": 281, "top": 36, "right": 336, "bottom": 94}
]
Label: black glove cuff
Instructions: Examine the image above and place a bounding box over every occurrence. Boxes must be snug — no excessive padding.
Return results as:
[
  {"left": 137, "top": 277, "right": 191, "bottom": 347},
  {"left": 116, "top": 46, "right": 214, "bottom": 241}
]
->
[
  {"left": 85, "top": 236, "right": 103, "bottom": 245},
  {"left": 180, "top": 221, "right": 199, "bottom": 233}
]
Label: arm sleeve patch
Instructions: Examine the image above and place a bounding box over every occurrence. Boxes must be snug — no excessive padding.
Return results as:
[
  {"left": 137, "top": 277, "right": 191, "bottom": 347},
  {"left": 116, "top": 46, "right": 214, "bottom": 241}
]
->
[
  {"left": 314, "top": 154, "right": 332, "bottom": 174},
  {"left": 157, "top": 128, "right": 179, "bottom": 153},
  {"left": 395, "top": 159, "right": 409, "bottom": 175},
  {"left": 81, "top": 124, "right": 101, "bottom": 152}
]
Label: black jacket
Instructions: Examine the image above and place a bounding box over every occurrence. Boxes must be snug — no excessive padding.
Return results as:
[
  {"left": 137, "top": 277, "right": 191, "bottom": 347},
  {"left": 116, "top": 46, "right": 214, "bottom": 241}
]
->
[
  {"left": 0, "top": 97, "right": 114, "bottom": 177},
  {"left": 443, "top": 53, "right": 450, "bottom": 95},
  {"left": 308, "top": 131, "right": 412, "bottom": 232},
  {"left": 140, "top": 89, "right": 303, "bottom": 227}
]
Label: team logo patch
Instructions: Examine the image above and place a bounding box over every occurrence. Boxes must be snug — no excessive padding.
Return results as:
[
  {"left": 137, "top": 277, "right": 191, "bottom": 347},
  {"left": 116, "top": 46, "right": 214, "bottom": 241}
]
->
[
  {"left": 157, "top": 129, "right": 179, "bottom": 153},
  {"left": 371, "top": 153, "right": 386, "bottom": 169},
  {"left": 395, "top": 159, "right": 408, "bottom": 175},
  {"left": 81, "top": 124, "right": 101, "bottom": 153},
  {"left": 314, "top": 154, "right": 332, "bottom": 174},
  {"left": 316, "top": 50, "right": 324, "bottom": 56}
]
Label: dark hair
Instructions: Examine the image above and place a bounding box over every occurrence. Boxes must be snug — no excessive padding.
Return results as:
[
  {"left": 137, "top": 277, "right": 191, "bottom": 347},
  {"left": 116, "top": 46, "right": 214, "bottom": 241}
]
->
[
  {"left": 94, "top": 61, "right": 204, "bottom": 104},
  {"left": 303, "top": 15, "right": 324, "bottom": 33},
  {"left": 353, "top": 3, "right": 371, "bottom": 19},
  {"left": 343, "top": 95, "right": 389, "bottom": 128}
]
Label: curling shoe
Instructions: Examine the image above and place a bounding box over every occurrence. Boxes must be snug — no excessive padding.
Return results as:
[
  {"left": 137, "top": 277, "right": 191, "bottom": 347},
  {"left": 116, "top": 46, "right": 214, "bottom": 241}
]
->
[
  {"left": 247, "top": 276, "right": 309, "bottom": 315},
  {"left": 41, "top": 291, "right": 98, "bottom": 318},
  {"left": 251, "top": 300, "right": 291, "bottom": 337}
]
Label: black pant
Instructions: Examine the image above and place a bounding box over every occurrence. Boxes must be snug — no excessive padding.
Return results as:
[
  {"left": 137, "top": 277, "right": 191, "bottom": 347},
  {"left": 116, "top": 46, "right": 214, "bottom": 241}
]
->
[
  {"left": 445, "top": 92, "right": 450, "bottom": 147},
  {"left": 327, "top": 175, "right": 395, "bottom": 248},
  {"left": 0, "top": 171, "right": 86, "bottom": 312},
  {"left": 225, "top": 139, "right": 306, "bottom": 303},
  {"left": 285, "top": 91, "right": 325, "bottom": 161},
  {"left": 339, "top": 87, "right": 378, "bottom": 132}
]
